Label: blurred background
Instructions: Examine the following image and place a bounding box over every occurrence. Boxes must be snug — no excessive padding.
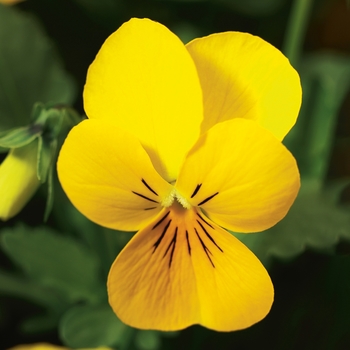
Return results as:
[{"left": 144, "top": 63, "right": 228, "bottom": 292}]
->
[{"left": 0, "top": 0, "right": 350, "bottom": 349}]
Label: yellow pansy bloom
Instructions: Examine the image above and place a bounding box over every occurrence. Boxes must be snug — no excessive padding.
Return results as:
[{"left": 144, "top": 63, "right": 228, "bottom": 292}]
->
[{"left": 57, "top": 18, "right": 301, "bottom": 331}]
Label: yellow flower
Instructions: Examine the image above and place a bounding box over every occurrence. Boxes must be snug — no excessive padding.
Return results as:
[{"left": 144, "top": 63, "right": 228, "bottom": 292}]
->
[
  {"left": 57, "top": 18, "right": 301, "bottom": 331},
  {"left": 8, "top": 344, "right": 66, "bottom": 350},
  {"left": 8, "top": 343, "right": 112, "bottom": 350},
  {"left": 0, "top": 140, "right": 40, "bottom": 220}
]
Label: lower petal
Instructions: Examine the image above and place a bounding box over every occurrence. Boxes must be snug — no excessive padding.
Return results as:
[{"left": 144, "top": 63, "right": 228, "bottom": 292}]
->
[{"left": 108, "top": 205, "right": 273, "bottom": 331}]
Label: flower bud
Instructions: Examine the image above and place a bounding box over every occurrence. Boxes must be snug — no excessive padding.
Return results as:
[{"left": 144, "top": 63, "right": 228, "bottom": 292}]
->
[{"left": 0, "top": 140, "right": 40, "bottom": 221}]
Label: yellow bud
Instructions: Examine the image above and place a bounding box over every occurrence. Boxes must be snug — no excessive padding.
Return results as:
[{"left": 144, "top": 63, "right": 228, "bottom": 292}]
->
[{"left": 0, "top": 140, "right": 40, "bottom": 221}]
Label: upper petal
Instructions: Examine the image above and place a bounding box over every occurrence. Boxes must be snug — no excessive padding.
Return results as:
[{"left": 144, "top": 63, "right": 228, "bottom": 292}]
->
[
  {"left": 175, "top": 118, "right": 300, "bottom": 233},
  {"left": 108, "top": 205, "right": 273, "bottom": 331},
  {"left": 57, "top": 119, "right": 173, "bottom": 231},
  {"left": 186, "top": 32, "right": 302, "bottom": 140},
  {"left": 83, "top": 18, "right": 203, "bottom": 182}
]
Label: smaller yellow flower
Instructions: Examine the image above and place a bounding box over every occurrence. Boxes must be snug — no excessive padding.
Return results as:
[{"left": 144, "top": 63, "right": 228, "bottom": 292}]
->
[
  {"left": 0, "top": 140, "right": 40, "bottom": 221},
  {"left": 8, "top": 343, "right": 113, "bottom": 350},
  {"left": 8, "top": 344, "right": 65, "bottom": 350}
]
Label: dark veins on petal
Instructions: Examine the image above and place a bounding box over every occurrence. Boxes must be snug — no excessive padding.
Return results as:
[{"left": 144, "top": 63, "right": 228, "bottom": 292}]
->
[
  {"left": 197, "top": 220, "right": 223, "bottom": 252},
  {"left": 194, "top": 227, "right": 215, "bottom": 268},
  {"left": 197, "top": 192, "right": 219, "bottom": 206},
  {"left": 185, "top": 230, "right": 191, "bottom": 255},
  {"left": 152, "top": 210, "right": 223, "bottom": 269},
  {"left": 191, "top": 183, "right": 202, "bottom": 198},
  {"left": 132, "top": 178, "right": 159, "bottom": 209},
  {"left": 153, "top": 217, "right": 172, "bottom": 253},
  {"left": 132, "top": 191, "right": 158, "bottom": 203},
  {"left": 163, "top": 227, "right": 178, "bottom": 267},
  {"left": 142, "top": 178, "right": 158, "bottom": 196}
]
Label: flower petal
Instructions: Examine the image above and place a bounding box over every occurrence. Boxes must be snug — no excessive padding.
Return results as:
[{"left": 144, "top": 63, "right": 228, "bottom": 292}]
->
[
  {"left": 186, "top": 32, "right": 302, "bottom": 140},
  {"left": 108, "top": 205, "right": 273, "bottom": 331},
  {"left": 57, "top": 119, "right": 173, "bottom": 231},
  {"left": 83, "top": 18, "right": 203, "bottom": 182},
  {"left": 175, "top": 118, "right": 300, "bottom": 233}
]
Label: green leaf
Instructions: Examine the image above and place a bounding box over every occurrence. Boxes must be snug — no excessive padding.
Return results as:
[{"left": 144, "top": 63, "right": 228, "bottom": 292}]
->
[
  {"left": 285, "top": 53, "right": 350, "bottom": 181},
  {"left": 0, "top": 5, "right": 76, "bottom": 132},
  {"left": 52, "top": 187, "right": 133, "bottom": 277},
  {"left": 0, "top": 225, "right": 103, "bottom": 303},
  {"left": 0, "top": 268, "right": 67, "bottom": 310},
  {"left": 20, "top": 313, "right": 61, "bottom": 334},
  {"left": 0, "top": 268, "right": 70, "bottom": 334},
  {"left": 0, "top": 125, "right": 42, "bottom": 148},
  {"left": 233, "top": 180, "right": 350, "bottom": 265},
  {"left": 59, "top": 304, "right": 132, "bottom": 348},
  {"left": 135, "top": 330, "right": 161, "bottom": 350}
]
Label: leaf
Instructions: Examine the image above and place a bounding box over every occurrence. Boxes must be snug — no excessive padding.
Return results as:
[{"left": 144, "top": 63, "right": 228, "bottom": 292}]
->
[
  {"left": 52, "top": 187, "right": 133, "bottom": 278},
  {"left": 59, "top": 304, "right": 132, "bottom": 349},
  {"left": 233, "top": 180, "right": 350, "bottom": 265},
  {"left": 0, "top": 268, "right": 67, "bottom": 310},
  {"left": 285, "top": 53, "right": 350, "bottom": 181},
  {"left": 0, "top": 268, "right": 70, "bottom": 334},
  {"left": 0, "top": 125, "right": 41, "bottom": 148},
  {"left": 135, "top": 330, "right": 161, "bottom": 350},
  {"left": 0, "top": 225, "right": 103, "bottom": 303},
  {"left": 0, "top": 5, "right": 76, "bottom": 132},
  {"left": 20, "top": 313, "right": 61, "bottom": 334}
]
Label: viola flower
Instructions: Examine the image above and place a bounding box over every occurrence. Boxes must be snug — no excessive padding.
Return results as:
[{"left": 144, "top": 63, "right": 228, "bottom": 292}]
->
[{"left": 57, "top": 18, "right": 301, "bottom": 331}]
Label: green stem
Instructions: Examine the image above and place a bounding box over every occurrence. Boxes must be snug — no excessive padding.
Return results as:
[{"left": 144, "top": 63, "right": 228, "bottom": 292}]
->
[{"left": 283, "top": 0, "right": 314, "bottom": 67}]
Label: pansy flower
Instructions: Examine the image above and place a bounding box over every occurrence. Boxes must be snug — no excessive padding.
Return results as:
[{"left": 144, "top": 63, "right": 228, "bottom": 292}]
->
[{"left": 58, "top": 18, "right": 301, "bottom": 331}]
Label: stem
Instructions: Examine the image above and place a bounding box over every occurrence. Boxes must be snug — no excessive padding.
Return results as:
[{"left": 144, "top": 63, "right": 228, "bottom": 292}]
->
[{"left": 283, "top": 0, "right": 314, "bottom": 67}]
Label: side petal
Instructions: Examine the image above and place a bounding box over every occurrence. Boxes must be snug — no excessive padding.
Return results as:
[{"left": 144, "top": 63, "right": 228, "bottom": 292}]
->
[
  {"left": 175, "top": 118, "right": 300, "bottom": 233},
  {"left": 108, "top": 206, "right": 273, "bottom": 331},
  {"left": 84, "top": 18, "right": 203, "bottom": 182},
  {"left": 186, "top": 32, "right": 302, "bottom": 140},
  {"left": 57, "top": 119, "right": 173, "bottom": 231}
]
